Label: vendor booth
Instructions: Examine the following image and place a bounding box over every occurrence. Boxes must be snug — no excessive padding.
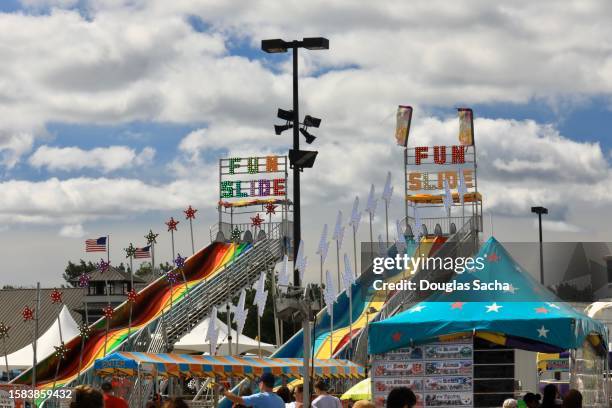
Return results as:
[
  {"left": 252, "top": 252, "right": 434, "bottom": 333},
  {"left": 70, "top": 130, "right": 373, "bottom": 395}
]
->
[
  {"left": 369, "top": 238, "right": 609, "bottom": 408},
  {"left": 94, "top": 351, "right": 364, "bottom": 405}
]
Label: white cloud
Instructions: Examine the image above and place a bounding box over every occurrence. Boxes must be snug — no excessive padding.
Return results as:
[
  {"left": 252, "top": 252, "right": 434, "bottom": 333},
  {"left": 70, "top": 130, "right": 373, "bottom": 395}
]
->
[
  {"left": 28, "top": 145, "right": 155, "bottom": 173},
  {"left": 58, "top": 223, "right": 86, "bottom": 238}
]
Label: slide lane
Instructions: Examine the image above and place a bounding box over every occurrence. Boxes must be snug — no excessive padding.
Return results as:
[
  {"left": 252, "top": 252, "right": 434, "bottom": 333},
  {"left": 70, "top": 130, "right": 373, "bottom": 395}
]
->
[{"left": 12, "top": 241, "right": 251, "bottom": 389}]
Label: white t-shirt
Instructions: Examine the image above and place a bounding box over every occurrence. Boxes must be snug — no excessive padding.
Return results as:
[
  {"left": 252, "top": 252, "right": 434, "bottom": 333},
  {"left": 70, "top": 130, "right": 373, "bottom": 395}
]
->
[{"left": 312, "top": 394, "right": 342, "bottom": 408}]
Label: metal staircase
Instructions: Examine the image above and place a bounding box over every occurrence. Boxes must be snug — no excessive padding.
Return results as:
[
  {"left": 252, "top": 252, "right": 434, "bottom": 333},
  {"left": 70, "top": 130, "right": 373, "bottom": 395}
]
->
[{"left": 126, "top": 224, "right": 284, "bottom": 406}]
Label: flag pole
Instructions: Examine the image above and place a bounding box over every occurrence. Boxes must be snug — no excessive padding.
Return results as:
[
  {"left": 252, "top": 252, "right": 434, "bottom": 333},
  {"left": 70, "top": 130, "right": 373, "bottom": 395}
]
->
[
  {"left": 0, "top": 326, "right": 9, "bottom": 382},
  {"left": 352, "top": 225, "right": 358, "bottom": 277},
  {"left": 33, "top": 282, "right": 40, "bottom": 390}
]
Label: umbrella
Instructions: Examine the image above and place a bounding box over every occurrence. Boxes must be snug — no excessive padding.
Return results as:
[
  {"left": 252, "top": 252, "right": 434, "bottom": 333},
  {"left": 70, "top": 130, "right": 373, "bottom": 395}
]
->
[{"left": 340, "top": 378, "right": 371, "bottom": 401}]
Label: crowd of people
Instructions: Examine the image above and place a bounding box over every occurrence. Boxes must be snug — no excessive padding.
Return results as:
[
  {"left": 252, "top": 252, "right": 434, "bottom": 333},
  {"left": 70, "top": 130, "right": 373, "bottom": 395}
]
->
[{"left": 68, "top": 377, "right": 586, "bottom": 408}]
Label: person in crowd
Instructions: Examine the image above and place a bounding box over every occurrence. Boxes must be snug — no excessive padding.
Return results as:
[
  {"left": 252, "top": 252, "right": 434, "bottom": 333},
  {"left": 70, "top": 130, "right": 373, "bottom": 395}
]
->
[
  {"left": 101, "top": 381, "right": 128, "bottom": 408},
  {"left": 287, "top": 383, "right": 304, "bottom": 408},
  {"left": 353, "top": 400, "right": 375, "bottom": 408},
  {"left": 503, "top": 398, "right": 518, "bottom": 408},
  {"left": 220, "top": 372, "right": 285, "bottom": 408},
  {"left": 523, "top": 392, "right": 542, "bottom": 408},
  {"left": 69, "top": 385, "right": 104, "bottom": 408},
  {"left": 386, "top": 387, "right": 417, "bottom": 408},
  {"left": 562, "top": 389, "right": 582, "bottom": 408},
  {"left": 312, "top": 379, "right": 342, "bottom": 408},
  {"left": 162, "top": 398, "right": 189, "bottom": 408},
  {"left": 542, "top": 384, "right": 562, "bottom": 408},
  {"left": 276, "top": 386, "right": 292, "bottom": 403},
  {"left": 233, "top": 384, "right": 253, "bottom": 408}
]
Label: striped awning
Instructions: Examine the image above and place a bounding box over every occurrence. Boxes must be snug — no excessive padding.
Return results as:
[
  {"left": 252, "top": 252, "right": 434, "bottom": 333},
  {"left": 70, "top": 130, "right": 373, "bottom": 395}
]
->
[{"left": 94, "top": 352, "right": 364, "bottom": 379}]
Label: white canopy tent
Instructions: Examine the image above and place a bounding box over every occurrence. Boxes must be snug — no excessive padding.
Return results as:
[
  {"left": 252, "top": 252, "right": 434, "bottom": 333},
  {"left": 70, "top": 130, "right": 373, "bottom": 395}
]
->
[
  {"left": 173, "top": 316, "right": 276, "bottom": 356},
  {"left": 1, "top": 305, "right": 80, "bottom": 372}
]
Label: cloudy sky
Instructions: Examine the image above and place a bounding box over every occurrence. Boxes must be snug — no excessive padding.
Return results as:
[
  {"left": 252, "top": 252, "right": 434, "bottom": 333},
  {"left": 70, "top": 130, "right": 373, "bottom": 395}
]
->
[{"left": 1, "top": 0, "right": 612, "bottom": 287}]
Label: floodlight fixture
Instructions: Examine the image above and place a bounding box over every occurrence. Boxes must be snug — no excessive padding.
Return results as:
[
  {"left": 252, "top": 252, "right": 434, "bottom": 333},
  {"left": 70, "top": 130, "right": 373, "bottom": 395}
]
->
[
  {"left": 302, "top": 37, "right": 329, "bottom": 50},
  {"left": 261, "top": 39, "right": 288, "bottom": 53}
]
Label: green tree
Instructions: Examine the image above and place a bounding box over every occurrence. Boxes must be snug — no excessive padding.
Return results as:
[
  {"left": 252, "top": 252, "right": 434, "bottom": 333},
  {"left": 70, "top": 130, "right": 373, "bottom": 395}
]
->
[
  {"left": 135, "top": 262, "right": 173, "bottom": 278},
  {"left": 63, "top": 260, "right": 97, "bottom": 285}
]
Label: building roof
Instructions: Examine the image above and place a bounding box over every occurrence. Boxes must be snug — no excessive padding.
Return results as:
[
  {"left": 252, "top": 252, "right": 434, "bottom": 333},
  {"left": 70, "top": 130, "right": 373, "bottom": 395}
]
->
[
  {"left": 0, "top": 288, "right": 84, "bottom": 354},
  {"left": 68, "top": 266, "right": 146, "bottom": 284}
]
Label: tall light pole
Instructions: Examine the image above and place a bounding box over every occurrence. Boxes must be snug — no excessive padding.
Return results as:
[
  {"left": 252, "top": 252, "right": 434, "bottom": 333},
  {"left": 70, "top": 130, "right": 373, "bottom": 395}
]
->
[
  {"left": 262, "top": 37, "right": 329, "bottom": 287},
  {"left": 531, "top": 206, "right": 548, "bottom": 285}
]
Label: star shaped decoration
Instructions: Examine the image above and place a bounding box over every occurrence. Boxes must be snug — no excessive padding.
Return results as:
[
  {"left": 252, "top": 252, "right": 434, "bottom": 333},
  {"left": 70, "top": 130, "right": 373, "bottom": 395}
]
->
[
  {"left": 125, "top": 243, "right": 136, "bottom": 258},
  {"left": 54, "top": 342, "right": 69, "bottom": 360},
  {"left": 175, "top": 254, "right": 186, "bottom": 269},
  {"left": 391, "top": 332, "right": 402, "bottom": 342},
  {"left": 535, "top": 307, "right": 549, "bottom": 314},
  {"left": 451, "top": 302, "right": 465, "bottom": 310},
  {"left": 145, "top": 230, "right": 159, "bottom": 245},
  {"left": 230, "top": 228, "right": 241, "bottom": 241},
  {"left": 78, "top": 273, "right": 91, "bottom": 288},
  {"left": 546, "top": 302, "right": 560, "bottom": 310},
  {"left": 50, "top": 288, "right": 63, "bottom": 304},
  {"left": 22, "top": 306, "right": 35, "bottom": 322},
  {"left": 0, "top": 322, "right": 9, "bottom": 339},
  {"left": 166, "top": 271, "right": 180, "bottom": 284},
  {"left": 79, "top": 322, "right": 92, "bottom": 339},
  {"left": 103, "top": 305, "right": 114, "bottom": 319},
  {"left": 97, "top": 259, "right": 111, "bottom": 274},
  {"left": 127, "top": 289, "right": 138, "bottom": 303},
  {"left": 409, "top": 305, "right": 425, "bottom": 313},
  {"left": 485, "top": 302, "right": 502, "bottom": 313},
  {"left": 251, "top": 213, "right": 264, "bottom": 228},
  {"left": 264, "top": 203, "right": 277, "bottom": 215},
  {"left": 165, "top": 217, "right": 179, "bottom": 232},
  {"left": 184, "top": 205, "right": 198, "bottom": 220},
  {"left": 487, "top": 252, "right": 500, "bottom": 262},
  {"left": 537, "top": 325, "right": 549, "bottom": 338}
]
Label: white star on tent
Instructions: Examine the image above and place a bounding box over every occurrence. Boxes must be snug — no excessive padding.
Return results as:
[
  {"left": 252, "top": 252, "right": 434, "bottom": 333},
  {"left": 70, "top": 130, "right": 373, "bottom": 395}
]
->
[
  {"left": 486, "top": 303, "right": 502, "bottom": 313},
  {"left": 342, "top": 253, "right": 355, "bottom": 293},
  {"left": 537, "top": 325, "right": 549, "bottom": 338},
  {"left": 276, "top": 255, "right": 289, "bottom": 292},
  {"left": 546, "top": 303, "right": 560, "bottom": 310},
  {"left": 253, "top": 271, "right": 268, "bottom": 318},
  {"left": 409, "top": 305, "right": 425, "bottom": 313},
  {"left": 231, "top": 289, "right": 248, "bottom": 338}
]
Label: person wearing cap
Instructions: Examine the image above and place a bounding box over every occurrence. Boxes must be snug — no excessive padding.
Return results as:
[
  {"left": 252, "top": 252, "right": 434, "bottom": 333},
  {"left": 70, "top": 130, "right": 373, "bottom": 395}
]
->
[{"left": 219, "top": 372, "right": 285, "bottom": 408}]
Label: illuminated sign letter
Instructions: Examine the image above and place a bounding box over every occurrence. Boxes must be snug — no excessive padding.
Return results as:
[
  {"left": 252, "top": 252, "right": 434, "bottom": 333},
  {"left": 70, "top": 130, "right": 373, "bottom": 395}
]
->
[
  {"left": 452, "top": 146, "right": 466, "bottom": 164},
  {"left": 266, "top": 156, "right": 279, "bottom": 172},
  {"left": 273, "top": 179, "right": 286, "bottom": 196},
  {"left": 220, "top": 181, "right": 234, "bottom": 198},
  {"left": 247, "top": 157, "right": 258, "bottom": 174},
  {"left": 415, "top": 147, "right": 428, "bottom": 165},
  {"left": 235, "top": 181, "right": 248, "bottom": 197},
  {"left": 249, "top": 180, "right": 257, "bottom": 196},
  {"left": 259, "top": 179, "right": 271, "bottom": 196},
  {"left": 433, "top": 146, "right": 446, "bottom": 165},
  {"left": 408, "top": 173, "right": 422, "bottom": 191},
  {"left": 229, "top": 158, "right": 241, "bottom": 174}
]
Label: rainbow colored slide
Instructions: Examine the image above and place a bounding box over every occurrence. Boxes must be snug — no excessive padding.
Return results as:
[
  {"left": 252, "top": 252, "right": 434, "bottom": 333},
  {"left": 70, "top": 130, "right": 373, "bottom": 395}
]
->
[{"left": 12, "top": 241, "right": 251, "bottom": 390}]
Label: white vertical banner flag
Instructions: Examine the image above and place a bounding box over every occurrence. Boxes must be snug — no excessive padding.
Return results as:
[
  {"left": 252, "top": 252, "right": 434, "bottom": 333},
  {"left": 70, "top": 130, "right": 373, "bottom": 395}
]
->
[
  {"left": 365, "top": 184, "right": 378, "bottom": 216},
  {"left": 396, "top": 219, "right": 407, "bottom": 254},
  {"left": 349, "top": 196, "right": 362, "bottom": 231},
  {"left": 316, "top": 224, "right": 329, "bottom": 264},
  {"left": 232, "top": 289, "right": 248, "bottom": 338},
  {"left": 458, "top": 170, "right": 467, "bottom": 206},
  {"left": 295, "top": 240, "right": 308, "bottom": 283},
  {"left": 414, "top": 206, "right": 422, "bottom": 243},
  {"left": 443, "top": 178, "right": 452, "bottom": 215},
  {"left": 382, "top": 172, "right": 393, "bottom": 203},
  {"left": 342, "top": 254, "right": 355, "bottom": 293},
  {"left": 276, "top": 255, "right": 290, "bottom": 292},
  {"left": 253, "top": 271, "right": 268, "bottom": 318},
  {"left": 332, "top": 211, "right": 343, "bottom": 243},
  {"left": 205, "top": 306, "right": 219, "bottom": 354},
  {"left": 324, "top": 270, "right": 337, "bottom": 316},
  {"left": 336, "top": 226, "right": 346, "bottom": 250},
  {"left": 378, "top": 234, "right": 386, "bottom": 257}
]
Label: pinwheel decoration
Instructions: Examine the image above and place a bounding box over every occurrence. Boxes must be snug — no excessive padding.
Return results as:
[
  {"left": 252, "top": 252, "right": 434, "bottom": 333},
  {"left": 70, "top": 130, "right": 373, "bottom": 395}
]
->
[
  {"left": 165, "top": 217, "right": 179, "bottom": 232},
  {"left": 97, "top": 259, "right": 111, "bottom": 273},
  {"left": 175, "top": 254, "right": 186, "bottom": 269},
  {"left": 78, "top": 322, "right": 92, "bottom": 340},
  {"left": 184, "top": 205, "right": 197, "bottom": 220},
  {"left": 125, "top": 243, "right": 136, "bottom": 259},
  {"left": 54, "top": 342, "right": 69, "bottom": 360},
  {"left": 145, "top": 230, "right": 159, "bottom": 245},
  {"left": 166, "top": 271, "right": 179, "bottom": 284},
  {"left": 251, "top": 214, "right": 264, "bottom": 228},
  {"left": 78, "top": 273, "right": 91, "bottom": 288},
  {"left": 127, "top": 289, "right": 138, "bottom": 303},
  {"left": 0, "top": 323, "right": 9, "bottom": 339},
  {"left": 103, "top": 305, "right": 114, "bottom": 319},
  {"left": 231, "top": 228, "right": 241, "bottom": 241},
  {"left": 22, "top": 306, "right": 34, "bottom": 322},
  {"left": 50, "top": 288, "right": 63, "bottom": 304},
  {"left": 264, "top": 203, "right": 277, "bottom": 215}
]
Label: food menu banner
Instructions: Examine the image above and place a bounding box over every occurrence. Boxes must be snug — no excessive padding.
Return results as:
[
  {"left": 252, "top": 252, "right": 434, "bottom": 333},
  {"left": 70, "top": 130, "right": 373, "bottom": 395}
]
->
[{"left": 372, "top": 338, "right": 474, "bottom": 408}]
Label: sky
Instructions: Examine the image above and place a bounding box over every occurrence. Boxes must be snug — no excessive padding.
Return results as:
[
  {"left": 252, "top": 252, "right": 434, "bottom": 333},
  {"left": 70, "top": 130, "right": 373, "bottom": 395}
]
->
[{"left": 1, "top": 0, "right": 612, "bottom": 286}]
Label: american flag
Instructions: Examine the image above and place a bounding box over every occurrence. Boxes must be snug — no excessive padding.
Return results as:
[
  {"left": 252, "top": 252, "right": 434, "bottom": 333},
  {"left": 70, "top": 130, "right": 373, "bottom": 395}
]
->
[
  {"left": 134, "top": 246, "right": 151, "bottom": 259},
  {"left": 85, "top": 237, "right": 107, "bottom": 252}
]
